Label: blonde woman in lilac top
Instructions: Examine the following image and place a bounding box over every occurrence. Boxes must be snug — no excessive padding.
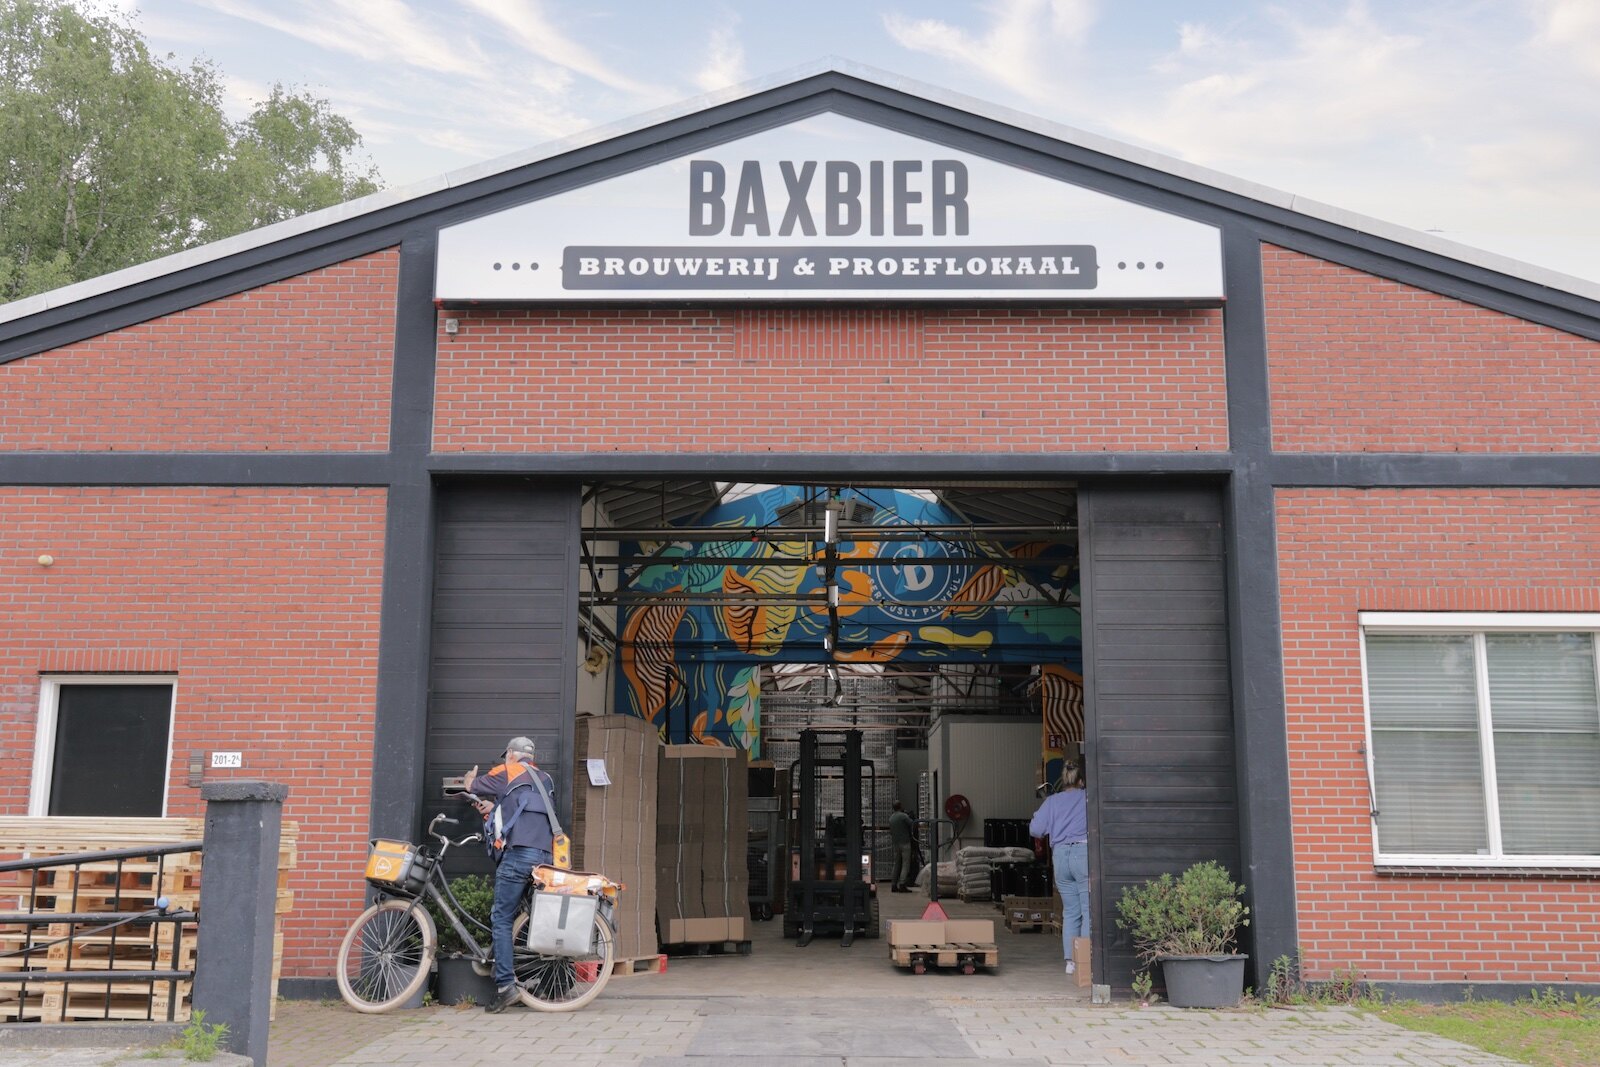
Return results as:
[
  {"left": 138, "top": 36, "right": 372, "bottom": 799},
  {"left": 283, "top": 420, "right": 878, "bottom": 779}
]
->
[{"left": 1029, "top": 764, "right": 1088, "bottom": 974}]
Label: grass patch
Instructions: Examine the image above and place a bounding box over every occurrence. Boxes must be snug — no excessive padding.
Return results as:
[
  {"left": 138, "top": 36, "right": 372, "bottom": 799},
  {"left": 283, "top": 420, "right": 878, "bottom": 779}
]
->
[{"left": 1370, "top": 990, "right": 1600, "bottom": 1067}]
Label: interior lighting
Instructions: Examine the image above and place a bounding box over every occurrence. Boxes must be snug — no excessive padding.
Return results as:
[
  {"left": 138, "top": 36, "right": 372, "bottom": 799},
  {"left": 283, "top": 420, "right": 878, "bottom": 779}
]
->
[{"left": 823, "top": 497, "right": 842, "bottom": 544}]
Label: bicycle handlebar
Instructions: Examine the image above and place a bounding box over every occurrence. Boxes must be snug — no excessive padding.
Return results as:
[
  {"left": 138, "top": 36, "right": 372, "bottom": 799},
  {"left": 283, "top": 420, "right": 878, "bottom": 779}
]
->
[{"left": 427, "top": 812, "right": 482, "bottom": 849}]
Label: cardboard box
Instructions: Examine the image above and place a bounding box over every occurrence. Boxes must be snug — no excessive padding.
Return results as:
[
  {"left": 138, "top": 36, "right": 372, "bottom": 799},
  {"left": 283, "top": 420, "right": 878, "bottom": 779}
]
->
[
  {"left": 1073, "top": 936, "right": 1091, "bottom": 987},
  {"left": 943, "top": 919, "right": 996, "bottom": 944},
  {"left": 663, "top": 917, "right": 729, "bottom": 944},
  {"left": 887, "top": 919, "right": 946, "bottom": 947}
]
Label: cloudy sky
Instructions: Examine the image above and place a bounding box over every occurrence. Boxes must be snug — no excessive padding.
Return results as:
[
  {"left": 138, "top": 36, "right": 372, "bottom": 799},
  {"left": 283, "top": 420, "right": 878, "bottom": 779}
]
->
[{"left": 114, "top": 0, "right": 1600, "bottom": 283}]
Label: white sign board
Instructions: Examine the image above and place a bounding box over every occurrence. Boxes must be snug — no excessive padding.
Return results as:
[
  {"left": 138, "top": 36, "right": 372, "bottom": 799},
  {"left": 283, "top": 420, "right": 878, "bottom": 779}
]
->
[
  {"left": 436, "top": 114, "right": 1223, "bottom": 303},
  {"left": 210, "top": 751, "right": 243, "bottom": 768}
]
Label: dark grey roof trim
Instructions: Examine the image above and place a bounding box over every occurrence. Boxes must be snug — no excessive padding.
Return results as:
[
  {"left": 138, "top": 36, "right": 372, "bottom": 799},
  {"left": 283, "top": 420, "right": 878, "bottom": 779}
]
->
[
  {"left": 1270, "top": 453, "right": 1600, "bottom": 488},
  {"left": 2, "top": 67, "right": 1597, "bottom": 364},
  {"left": 0, "top": 453, "right": 393, "bottom": 485},
  {"left": 6, "top": 450, "right": 1597, "bottom": 488},
  {"left": 424, "top": 451, "right": 1235, "bottom": 480}
]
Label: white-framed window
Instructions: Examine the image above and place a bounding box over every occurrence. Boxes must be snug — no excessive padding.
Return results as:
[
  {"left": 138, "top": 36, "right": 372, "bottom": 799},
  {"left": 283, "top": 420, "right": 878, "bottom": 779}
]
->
[
  {"left": 28, "top": 676, "right": 178, "bottom": 818},
  {"left": 1360, "top": 613, "right": 1600, "bottom": 868}
]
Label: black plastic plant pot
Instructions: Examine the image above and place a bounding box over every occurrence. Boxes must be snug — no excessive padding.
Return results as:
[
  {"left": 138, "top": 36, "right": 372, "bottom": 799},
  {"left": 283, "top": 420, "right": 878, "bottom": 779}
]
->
[
  {"left": 1159, "top": 954, "right": 1248, "bottom": 1008},
  {"left": 434, "top": 955, "right": 497, "bottom": 1007}
]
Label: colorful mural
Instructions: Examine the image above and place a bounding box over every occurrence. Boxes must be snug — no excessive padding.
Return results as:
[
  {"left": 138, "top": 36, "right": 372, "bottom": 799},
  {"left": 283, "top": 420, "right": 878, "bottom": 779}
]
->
[
  {"left": 615, "top": 486, "right": 1082, "bottom": 750},
  {"left": 1038, "top": 664, "right": 1085, "bottom": 791}
]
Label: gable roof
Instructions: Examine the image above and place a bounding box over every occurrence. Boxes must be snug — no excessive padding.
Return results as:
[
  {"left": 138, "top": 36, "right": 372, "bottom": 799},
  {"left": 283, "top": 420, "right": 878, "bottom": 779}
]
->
[{"left": 3, "top": 58, "right": 1598, "bottom": 356}]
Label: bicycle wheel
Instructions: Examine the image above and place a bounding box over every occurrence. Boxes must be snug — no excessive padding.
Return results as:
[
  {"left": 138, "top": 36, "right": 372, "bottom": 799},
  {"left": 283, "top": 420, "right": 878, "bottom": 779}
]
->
[
  {"left": 336, "top": 898, "right": 436, "bottom": 1013},
  {"left": 512, "top": 911, "right": 614, "bottom": 1012}
]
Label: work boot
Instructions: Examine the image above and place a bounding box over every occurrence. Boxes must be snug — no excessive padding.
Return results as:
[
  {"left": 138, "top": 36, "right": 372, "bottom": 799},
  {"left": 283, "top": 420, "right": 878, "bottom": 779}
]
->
[{"left": 484, "top": 984, "right": 520, "bottom": 1013}]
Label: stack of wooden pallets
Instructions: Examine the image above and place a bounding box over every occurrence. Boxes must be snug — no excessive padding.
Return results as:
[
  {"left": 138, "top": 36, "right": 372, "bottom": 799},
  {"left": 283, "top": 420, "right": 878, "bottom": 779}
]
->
[{"left": 0, "top": 818, "right": 296, "bottom": 1023}]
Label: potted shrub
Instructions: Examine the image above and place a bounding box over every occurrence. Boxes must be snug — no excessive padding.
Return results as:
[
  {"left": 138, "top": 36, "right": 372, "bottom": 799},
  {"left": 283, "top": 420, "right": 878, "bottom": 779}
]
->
[
  {"left": 1115, "top": 860, "right": 1250, "bottom": 1008},
  {"left": 425, "top": 874, "right": 497, "bottom": 1006}
]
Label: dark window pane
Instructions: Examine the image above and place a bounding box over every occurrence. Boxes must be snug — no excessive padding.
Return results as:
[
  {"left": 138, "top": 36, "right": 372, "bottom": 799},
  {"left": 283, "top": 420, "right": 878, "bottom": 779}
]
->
[{"left": 48, "top": 685, "right": 173, "bottom": 817}]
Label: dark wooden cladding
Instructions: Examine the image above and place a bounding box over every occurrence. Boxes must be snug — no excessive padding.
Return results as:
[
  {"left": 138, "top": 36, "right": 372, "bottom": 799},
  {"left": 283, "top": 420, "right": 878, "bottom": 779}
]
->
[
  {"left": 425, "top": 479, "right": 579, "bottom": 874},
  {"left": 1081, "top": 483, "right": 1240, "bottom": 990}
]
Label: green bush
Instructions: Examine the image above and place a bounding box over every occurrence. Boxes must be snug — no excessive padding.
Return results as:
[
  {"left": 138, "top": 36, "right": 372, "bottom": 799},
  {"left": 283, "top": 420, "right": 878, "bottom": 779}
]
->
[
  {"left": 1115, "top": 860, "right": 1249, "bottom": 966},
  {"left": 423, "top": 874, "right": 495, "bottom": 955}
]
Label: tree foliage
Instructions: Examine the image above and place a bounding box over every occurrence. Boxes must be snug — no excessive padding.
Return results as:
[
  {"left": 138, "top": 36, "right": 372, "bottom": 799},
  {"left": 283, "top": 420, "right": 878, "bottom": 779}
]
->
[{"left": 0, "top": 0, "right": 381, "bottom": 302}]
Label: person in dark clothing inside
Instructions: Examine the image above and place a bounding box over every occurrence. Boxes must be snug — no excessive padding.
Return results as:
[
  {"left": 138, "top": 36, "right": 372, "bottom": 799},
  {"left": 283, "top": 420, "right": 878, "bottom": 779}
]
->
[
  {"left": 463, "top": 735, "right": 556, "bottom": 1013},
  {"left": 887, "top": 800, "right": 917, "bottom": 892}
]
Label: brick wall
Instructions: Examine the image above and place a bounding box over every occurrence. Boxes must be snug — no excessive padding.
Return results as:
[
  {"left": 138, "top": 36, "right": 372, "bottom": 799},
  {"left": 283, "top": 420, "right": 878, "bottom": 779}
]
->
[
  {"left": 0, "top": 251, "right": 399, "bottom": 452},
  {"left": 0, "top": 487, "right": 388, "bottom": 976},
  {"left": 1276, "top": 488, "right": 1600, "bottom": 982},
  {"left": 433, "top": 306, "right": 1228, "bottom": 452},
  {"left": 1264, "top": 246, "right": 1600, "bottom": 453}
]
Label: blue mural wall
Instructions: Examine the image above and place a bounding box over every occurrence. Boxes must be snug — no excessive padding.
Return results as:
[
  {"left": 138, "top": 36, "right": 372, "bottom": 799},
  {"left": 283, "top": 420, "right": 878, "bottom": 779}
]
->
[{"left": 616, "top": 486, "right": 1080, "bottom": 750}]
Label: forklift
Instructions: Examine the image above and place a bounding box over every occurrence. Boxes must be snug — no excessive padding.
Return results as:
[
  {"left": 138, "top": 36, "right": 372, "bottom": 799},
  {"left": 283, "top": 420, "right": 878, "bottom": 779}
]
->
[{"left": 783, "top": 729, "right": 881, "bottom": 946}]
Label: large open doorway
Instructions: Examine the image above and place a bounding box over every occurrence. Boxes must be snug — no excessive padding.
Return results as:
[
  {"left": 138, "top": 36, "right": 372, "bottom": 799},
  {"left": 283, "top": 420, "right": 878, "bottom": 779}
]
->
[
  {"left": 574, "top": 480, "right": 1087, "bottom": 989},
  {"left": 422, "top": 477, "right": 1238, "bottom": 994}
]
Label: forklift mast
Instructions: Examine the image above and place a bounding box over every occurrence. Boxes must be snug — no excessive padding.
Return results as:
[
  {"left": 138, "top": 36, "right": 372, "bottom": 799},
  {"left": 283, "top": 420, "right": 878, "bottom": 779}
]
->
[{"left": 785, "top": 728, "right": 881, "bottom": 946}]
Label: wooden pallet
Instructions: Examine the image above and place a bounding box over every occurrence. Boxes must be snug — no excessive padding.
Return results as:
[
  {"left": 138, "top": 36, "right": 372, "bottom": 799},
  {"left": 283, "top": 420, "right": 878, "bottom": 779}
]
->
[
  {"left": 611, "top": 954, "right": 668, "bottom": 977},
  {"left": 662, "top": 940, "right": 752, "bottom": 958},
  {"left": 890, "top": 941, "right": 999, "bottom": 974},
  {"left": 0, "top": 817, "right": 296, "bottom": 1023}
]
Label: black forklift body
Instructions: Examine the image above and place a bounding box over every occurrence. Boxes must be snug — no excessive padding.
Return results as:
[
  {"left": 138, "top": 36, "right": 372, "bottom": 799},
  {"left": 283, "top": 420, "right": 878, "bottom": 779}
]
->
[{"left": 784, "top": 728, "right": 881, "bottom": 946}]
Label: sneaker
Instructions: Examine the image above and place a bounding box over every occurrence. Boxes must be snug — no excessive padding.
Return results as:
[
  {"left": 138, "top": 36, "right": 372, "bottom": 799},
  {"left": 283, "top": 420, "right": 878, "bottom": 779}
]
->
[
  {"left": 1064, "top": 960, "right": 1076, "bottom": 975},
  {"left": 484, "top": 984, "right": 520, "bottom": 1014}
]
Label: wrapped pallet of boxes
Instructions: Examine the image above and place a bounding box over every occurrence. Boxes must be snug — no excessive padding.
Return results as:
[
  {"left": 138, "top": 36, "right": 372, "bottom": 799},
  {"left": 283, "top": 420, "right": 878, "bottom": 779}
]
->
[
  {"left": 657, "top": 744, "right": 751, "bottom": 945},
  {"left": 571, "top": 714, "right": 660, "bottom": 963}
]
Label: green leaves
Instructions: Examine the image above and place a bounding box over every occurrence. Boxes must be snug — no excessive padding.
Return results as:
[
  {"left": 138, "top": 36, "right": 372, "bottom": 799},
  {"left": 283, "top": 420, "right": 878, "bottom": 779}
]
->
[
  {"left": 425, "top": 874, "right": 495, "bottom": 955},
  {"left": 1115, "top": 859, "right": 1250, "bottom": 965},
  {"left": 0, "top": 0, "right": 382, "bottom": 303}
]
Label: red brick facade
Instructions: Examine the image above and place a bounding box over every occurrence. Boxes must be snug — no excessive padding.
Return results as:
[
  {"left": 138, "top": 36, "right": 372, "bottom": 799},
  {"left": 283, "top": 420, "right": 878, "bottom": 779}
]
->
[
  {"left": 3, "top": 202, "right": 1598, "bottom": 992},
  {"left": 0, "top": 251, "right": 399, "bottom": 453},
  {"left": 0, "top": 487, "right": 388, "bottom": 976},
  {"left": 1276, "top": 488, "right": 1600, "bottom": 982},
  {"left": 432, "top": 306, "right": 1228, "bottom": 453},
  {"left": 1264, "top": 246, "right": 1600, "bottom": 454}
]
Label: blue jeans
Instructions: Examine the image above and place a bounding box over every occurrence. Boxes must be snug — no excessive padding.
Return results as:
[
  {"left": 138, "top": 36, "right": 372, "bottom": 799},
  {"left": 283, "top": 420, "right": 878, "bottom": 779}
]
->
[
  {"left": 1053, "top": 842, "right": 1090, "bottom": 958},
  {"left": 491, "top": 845, "right": 551, "bottom": 988}
]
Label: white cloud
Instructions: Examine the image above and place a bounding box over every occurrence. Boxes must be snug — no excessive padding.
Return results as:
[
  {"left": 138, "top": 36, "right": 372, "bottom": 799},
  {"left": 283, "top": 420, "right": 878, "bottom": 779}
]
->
[
  {"left": 883, "top": 0, "right": 1097, "bottom": 104},
  {"left": 694, "top": 20, "right": 747, "bottom": 93},
  {"left": 1527, "top": 0, "right": 1600, "bottom": 77},
  {"left": 195, "top": 0, "right": 487, "bottom": 77},
  {"left": 219, "top": 75, "right": 273, "bottom": 121},
  {"left": 458, "top": 0, "right": 669, "bottom": 100},
  {"left": 1121, "top": 2, "right": 1447, "bottom": 164}
]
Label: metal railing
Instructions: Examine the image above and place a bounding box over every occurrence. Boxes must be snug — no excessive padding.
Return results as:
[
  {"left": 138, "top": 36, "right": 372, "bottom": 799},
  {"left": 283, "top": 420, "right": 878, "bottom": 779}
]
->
[{"left": 0, "top": 842, "right": 201, "bottom": 1023}]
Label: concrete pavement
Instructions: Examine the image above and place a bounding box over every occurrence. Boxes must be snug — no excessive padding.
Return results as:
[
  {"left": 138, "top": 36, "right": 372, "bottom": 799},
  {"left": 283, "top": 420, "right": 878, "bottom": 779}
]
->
[{"left": 0, "top": 894, "right": 1513, "bottom": 1066}]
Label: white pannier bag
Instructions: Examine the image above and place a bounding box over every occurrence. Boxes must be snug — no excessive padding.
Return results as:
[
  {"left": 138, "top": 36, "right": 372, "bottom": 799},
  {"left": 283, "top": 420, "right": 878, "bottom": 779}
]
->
[{"left": 525, "top": 891, "right": 599, "bottom": 957}]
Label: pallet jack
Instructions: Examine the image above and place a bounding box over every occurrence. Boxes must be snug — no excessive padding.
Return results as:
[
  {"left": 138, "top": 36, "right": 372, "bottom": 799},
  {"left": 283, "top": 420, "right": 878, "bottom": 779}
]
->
[{"left": 783, "top": 729, "right": 881, "bottom": 947}]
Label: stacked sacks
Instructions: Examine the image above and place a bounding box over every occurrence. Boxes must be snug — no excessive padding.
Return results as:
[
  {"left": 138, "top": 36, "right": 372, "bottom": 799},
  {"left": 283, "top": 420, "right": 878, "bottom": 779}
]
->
[
  {"left": 915, "top": 859, "right": 960, "bottom": 894},
  {"left": 955, "top": 845, "right": 1035, "bottom": 900}
]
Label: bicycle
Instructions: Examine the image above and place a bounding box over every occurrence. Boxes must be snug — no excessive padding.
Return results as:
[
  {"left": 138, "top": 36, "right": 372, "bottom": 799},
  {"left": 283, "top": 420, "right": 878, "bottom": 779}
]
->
[{"left": 336, "top": 814, "right": 618, "bottom": 1013}]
